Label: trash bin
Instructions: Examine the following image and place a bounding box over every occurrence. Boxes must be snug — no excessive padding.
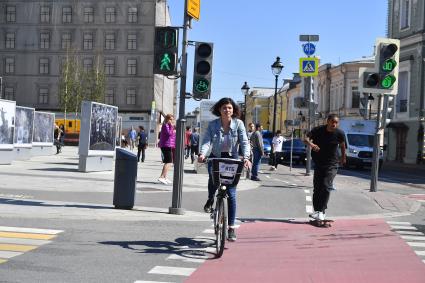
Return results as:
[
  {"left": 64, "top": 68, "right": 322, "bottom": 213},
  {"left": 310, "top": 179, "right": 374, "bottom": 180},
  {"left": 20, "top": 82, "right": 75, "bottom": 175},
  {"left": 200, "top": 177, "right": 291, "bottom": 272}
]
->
[{"left": 113, "top": 148, "right": 138, "bottom": 209}]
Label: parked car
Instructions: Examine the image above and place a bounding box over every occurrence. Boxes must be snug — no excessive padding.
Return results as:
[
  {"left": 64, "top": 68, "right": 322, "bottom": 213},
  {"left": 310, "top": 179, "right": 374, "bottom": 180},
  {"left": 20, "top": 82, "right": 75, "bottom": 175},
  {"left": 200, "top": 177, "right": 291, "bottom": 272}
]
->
[
  {"left": 261, "top": 130, "right": 273, "bottom": 145},
  {"left": 279, "top": 138, "right": 306, "bottom": 165},
  {"left": 263, "top": 139, "right": 271, "bottom": 156}
]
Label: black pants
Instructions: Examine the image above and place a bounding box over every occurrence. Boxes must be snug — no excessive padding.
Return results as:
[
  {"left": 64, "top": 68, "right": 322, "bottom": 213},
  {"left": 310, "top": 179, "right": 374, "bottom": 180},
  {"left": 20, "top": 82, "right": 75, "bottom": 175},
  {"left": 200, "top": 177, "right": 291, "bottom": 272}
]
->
[
  {"left": 137, "top": 145, "right": 146, "bottom": 162},
  {"left": 313, "top": 165, "right": 338, "bottom": 213},
  {"left": 271, "top": 152, "right": 281, "bottom": 168},
  {"left": 190, "top": 144, "right": 199, "bottom": 163}
]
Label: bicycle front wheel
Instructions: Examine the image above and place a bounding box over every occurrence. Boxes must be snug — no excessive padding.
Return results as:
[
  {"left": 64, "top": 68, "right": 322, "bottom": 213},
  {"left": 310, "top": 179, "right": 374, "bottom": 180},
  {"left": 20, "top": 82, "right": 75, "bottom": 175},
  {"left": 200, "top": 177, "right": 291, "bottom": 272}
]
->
[{"left": 215, "top": 197, "right": 228, "bottom": 258}]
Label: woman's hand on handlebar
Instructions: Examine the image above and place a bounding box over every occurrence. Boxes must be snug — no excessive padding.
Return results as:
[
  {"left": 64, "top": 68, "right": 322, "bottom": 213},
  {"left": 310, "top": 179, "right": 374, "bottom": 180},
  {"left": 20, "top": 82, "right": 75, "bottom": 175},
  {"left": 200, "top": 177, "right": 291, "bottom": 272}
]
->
[{"left": 198, "top": 154, "right": 206, "bottom": 163}]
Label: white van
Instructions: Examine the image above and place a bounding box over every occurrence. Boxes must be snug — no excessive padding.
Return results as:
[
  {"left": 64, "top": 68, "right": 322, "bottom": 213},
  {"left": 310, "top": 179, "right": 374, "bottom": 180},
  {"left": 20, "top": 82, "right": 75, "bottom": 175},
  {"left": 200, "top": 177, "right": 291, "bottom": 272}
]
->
[{"left": 339, "top": 119, "right": 383, "bottom": 169}]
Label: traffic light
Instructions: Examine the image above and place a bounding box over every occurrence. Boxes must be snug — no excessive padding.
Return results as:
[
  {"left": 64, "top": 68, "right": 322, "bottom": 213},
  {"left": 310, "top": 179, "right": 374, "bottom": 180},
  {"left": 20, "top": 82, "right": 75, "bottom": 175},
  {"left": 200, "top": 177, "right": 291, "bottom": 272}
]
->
[
  {"left": 153, "top": 27, "right": 179, "bottom": 76},
  {"left": 193, "top": 42, "right": 213, "bottom": 100},
  {"left": 360, "top": 38, "right": 400, "bottom": 95}
]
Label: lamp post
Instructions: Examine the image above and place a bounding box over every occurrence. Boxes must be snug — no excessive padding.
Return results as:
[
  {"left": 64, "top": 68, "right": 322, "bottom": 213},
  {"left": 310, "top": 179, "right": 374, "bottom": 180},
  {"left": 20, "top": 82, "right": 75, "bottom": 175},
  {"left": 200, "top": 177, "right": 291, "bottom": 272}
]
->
[
  {"left": 271, "top": 57, "right": 284, "bottom": 136},
  {"left": 368, "top": 93, "right": 375, "bottom": 120},
  {"left": 241, "top": 81, "right": 250, "bottom": 124}
]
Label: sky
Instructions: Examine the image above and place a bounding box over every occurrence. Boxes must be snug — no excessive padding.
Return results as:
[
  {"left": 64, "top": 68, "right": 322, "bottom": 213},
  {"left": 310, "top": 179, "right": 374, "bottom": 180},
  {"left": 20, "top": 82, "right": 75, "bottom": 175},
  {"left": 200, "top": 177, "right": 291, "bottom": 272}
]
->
[{"left": 167, "top": 0, "right": 388, "bottom": 113}]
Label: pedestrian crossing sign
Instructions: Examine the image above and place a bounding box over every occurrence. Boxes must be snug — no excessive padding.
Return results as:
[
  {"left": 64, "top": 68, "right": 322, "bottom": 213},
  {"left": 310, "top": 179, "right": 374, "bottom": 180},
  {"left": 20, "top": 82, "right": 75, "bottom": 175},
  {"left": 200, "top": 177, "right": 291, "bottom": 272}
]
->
[{"left": 299, "top": 57, "right": 319, "bottom": 77}]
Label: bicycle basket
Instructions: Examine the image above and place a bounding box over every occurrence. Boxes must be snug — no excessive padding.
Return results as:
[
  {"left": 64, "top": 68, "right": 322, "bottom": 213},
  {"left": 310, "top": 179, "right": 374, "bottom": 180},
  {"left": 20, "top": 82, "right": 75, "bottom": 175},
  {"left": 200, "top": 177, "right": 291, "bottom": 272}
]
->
[{"left": 211, "top": 158, "right": 244, "bottom": 187}]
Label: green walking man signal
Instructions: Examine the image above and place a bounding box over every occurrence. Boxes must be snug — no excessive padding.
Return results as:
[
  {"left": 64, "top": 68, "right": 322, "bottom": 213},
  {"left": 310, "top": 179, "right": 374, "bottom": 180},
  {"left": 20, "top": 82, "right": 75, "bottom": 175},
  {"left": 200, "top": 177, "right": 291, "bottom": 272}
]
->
[{"left": 153, "top": 27, "right": 179, "bottom": 75}]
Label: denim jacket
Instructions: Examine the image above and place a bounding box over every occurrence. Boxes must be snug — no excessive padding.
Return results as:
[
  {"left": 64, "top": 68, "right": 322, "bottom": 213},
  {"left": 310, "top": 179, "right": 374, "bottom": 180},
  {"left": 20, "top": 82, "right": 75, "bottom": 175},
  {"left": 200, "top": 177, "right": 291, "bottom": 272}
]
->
[{"left": 200, "top": 118, "right": 250, "bottom": 159}]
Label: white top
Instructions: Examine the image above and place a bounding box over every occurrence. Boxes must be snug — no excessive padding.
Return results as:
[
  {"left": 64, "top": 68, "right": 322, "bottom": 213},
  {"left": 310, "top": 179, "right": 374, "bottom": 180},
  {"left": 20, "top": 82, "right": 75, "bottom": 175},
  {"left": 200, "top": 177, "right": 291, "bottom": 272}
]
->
[{"left": 272, "top": 136, "right": 286, "bottom": 152}]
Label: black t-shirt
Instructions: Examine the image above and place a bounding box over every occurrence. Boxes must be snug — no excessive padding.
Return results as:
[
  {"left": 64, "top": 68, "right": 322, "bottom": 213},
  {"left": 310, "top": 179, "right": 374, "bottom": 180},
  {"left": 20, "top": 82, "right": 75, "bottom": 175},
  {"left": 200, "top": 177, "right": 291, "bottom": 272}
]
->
[
  {"left": 138, "top": 131, "right": 148, "bottom": 146},
  {"left": 307, "top": 125, "right": 345, "bottom": 166}
]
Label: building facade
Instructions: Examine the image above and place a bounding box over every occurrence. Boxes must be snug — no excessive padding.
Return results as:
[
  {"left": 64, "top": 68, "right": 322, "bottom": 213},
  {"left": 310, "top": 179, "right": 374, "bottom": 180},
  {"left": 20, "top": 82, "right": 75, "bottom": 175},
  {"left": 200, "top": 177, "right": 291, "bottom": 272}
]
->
[
  {"left": 388, "top": 0, "right": 425, "bottom": 164},
  {"left": 0, "top": 0, "right": 176, "bottom": 138}
]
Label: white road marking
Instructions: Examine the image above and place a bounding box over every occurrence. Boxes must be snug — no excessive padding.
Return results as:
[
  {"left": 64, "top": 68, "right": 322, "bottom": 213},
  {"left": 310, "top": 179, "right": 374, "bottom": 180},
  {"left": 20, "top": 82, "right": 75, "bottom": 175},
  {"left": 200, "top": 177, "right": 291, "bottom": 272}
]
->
[
  {"left": 390, "top": 225, "right": 418, "bottom": 230},
  {"left": 306, "top": 196, "right": 312, "bottom": 202},
  {"left": 407, "top": 242, "right": 425, "bottom": 248},
  {"left": 415, "top": 250, "right": 425, "bottom": 256},
  {"left": 401, "top": 235, "right": 425, "bottom": 241},
  {"left": 202, "top": 229, "right": 214, "bottom": 234},
  {"left": 148, "top": 266, "right": 196, "bottom": 276},
  {"left": 304, "top": 190, "right": 310, "bottom": 194},
  {"left": 0, "top": 237, "right": 51, "bottom": 246},
  {"left": 396, "top": 231, "right": 424, "bottom": 236},
  {"left": 167, "top": 254, "right": 207, "bottom": 263},
  {"left": 306, "top": 205, "right": 313, "bottom": 213},
  {"left": 387, "top": 221, "right": 412, "bottom": 225},
  {"left": 0, "top": 226, "right": 63, "bottom": 235},
  {"left": 194, "top": 235, "right": 215, "bottom": 241},
  {"left": 266, "top": 175, "right": 270, "bottom": 178},
  {"left": 134, "top": 281, "right": 175, "bottom": 283},
  {"left": 0, "top": 251, "right": 23, "bottom": 259}
]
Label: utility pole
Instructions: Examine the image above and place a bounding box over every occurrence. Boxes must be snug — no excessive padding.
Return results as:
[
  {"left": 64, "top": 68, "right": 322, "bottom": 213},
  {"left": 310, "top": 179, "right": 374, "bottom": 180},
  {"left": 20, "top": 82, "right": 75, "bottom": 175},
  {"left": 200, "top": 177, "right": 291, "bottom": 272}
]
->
[{"left": 169, "top": 1, "right": 190, "bottom": 215}]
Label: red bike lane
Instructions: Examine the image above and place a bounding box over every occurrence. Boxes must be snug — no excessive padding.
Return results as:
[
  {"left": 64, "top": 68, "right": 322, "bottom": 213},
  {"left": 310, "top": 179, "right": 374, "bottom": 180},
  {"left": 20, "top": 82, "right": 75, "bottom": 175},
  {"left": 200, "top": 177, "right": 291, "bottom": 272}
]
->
[{"left": 186, "top": 218, "right": 425, "bottom": 283}]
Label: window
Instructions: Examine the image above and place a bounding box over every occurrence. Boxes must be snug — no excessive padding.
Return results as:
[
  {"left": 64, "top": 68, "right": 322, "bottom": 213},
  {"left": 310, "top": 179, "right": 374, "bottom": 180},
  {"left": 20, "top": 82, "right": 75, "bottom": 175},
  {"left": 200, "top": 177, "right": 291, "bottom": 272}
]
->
[
  {"left": 38, "top": 88, "right": 49, "bottom": 104},
  {"left": 105, "top": 88, "right": 114, "bottom": 104},
  {"left": 83, "top": 58, "right": 93, "bottom": 71},
  {"left": 6, "top": 6, "right": 16, "bottom": 23},
  {"left": 83, "top": 33, "right": 93, "bottom": 50},
  {"left": 40, "top": 32, "right": 50, "bottom": 49},
  {"left": 4, "top": 87, "right": 15, "bottom": 100},
  {"left": 127, "top": 34, "right": 137, "bottom": 50},
  {"left": 400, "top": 0, "right": 410, "bottom": 29},
  {"left": 6, "top": 33, "right": 15, "bottom": 49},
  {"left": 351, "top": 86, "right": 360, "bottom": 108},
  {"left": 105, "top": 7, "right": 116, "bottom": 23},
  {"left": 61, "top": 33, "right": 71, "bottom": 49},
  {"left": 126, "top": 89, "right": 136, "bottom": 105},
  {"left": 104, "top": 59, "right": 115, "bottom": 75},
  {"left": 127, "top": 59, "right": 137, "bottom": 75},
  {"left": 397, "top": 71, "right": 409, "bottom": 113},
  {"left": 62, "top": 7, "right": 72, "bottom": 23},
  {"left": 39, "top": 58, "right": 49, "bottom": 74},
  {"left": 40, "top": 6, "right": 50, "bottom": 23},
  {"left": 84, "top": 7, "right": 94, "bottom": 23},
  {"left": 105, "top": 33, "right": 115, "bottom": 50},
  {"left": 128, "top": 7, "right": 137, "bottom": 23},
  {"left": 5, "top": 58, "right": 15, "bottom": 74}
]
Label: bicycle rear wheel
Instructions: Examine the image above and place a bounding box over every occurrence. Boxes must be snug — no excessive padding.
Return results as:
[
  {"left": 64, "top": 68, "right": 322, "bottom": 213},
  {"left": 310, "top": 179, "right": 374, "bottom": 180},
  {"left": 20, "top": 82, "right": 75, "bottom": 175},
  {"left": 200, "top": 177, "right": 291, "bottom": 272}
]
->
[{"left": 215, "top": 197, "right": 228, "bottom": 258}]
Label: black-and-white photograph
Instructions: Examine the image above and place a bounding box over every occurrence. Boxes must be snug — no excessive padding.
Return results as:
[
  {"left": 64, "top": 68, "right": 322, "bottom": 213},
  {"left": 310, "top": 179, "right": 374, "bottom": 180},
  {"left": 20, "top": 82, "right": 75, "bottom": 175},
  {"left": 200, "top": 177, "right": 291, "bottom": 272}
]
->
[
  {"left": 33, "top": 112, "right": 54, "bottom": 144},
  {"left": 0, "top": 99, "right": 16, "bottom": 147},
  {"left": 14, "top": 106, "right": 34, "bottom": 145},
  {"left": 116, "top": 116, "right": 122, "bottom": 147},
  {"left": 89, "top": 103, "right": 118, "bottom": 151}
]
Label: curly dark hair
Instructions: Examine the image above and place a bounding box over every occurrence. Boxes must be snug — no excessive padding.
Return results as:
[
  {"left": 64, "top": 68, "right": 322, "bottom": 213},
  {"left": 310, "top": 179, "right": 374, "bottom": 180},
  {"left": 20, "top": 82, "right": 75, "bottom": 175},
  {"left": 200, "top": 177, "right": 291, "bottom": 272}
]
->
[{"left": 211, "top": 97, "right": 241, "bottom": 118}]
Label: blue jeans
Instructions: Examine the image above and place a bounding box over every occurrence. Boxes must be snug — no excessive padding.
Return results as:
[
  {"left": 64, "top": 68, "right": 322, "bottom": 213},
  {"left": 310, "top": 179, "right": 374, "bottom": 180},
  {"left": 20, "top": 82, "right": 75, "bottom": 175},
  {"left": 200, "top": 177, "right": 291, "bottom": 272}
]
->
[
  {"left": 251, "top": 149, "right": 262, "bottom": 178},
  {"left": 207, "top": 161, "right": 237, "bottom": 226}
]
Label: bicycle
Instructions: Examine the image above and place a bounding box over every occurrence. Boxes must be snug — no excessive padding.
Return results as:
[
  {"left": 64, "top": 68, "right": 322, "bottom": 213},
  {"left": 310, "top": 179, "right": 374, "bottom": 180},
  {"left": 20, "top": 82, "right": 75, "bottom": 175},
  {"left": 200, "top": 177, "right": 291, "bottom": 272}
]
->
[{"left": 207, "top": 158, "right": 244, "bottom": 258}]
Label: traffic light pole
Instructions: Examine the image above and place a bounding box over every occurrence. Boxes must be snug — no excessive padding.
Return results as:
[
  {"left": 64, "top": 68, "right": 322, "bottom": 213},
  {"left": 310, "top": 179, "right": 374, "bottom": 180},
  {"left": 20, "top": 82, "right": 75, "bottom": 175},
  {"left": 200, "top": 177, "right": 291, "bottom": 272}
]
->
[
  {"left": 370, "top": 94, "right": 383, "bottom": 192},
  {"left": 169, "top": 3, "right": 190, "bottom": 215}
]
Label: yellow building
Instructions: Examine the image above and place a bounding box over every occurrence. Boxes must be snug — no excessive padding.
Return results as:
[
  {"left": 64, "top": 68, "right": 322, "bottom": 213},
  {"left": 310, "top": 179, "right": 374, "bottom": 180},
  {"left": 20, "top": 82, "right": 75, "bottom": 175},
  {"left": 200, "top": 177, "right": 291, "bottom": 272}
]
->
[{"left": 245, "top": 87, "right": 274, "bottom": 130}]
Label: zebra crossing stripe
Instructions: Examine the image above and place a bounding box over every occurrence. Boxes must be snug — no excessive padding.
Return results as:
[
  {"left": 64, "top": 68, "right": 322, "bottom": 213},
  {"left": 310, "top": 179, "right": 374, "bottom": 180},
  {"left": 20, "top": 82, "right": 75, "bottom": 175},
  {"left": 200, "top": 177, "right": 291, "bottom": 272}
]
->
[
  {"left": 390, "top": 225, "right": 418, "bottom": 230},
  {"left": 0, "top": 237, "right": 51, "bottom": 245},
  {"left": 0, "top": 250, "right": 23, "bottom": 259},
  {"left": 306, "top": 196, "right": 312, "bottom": 202},
  {"left": 0, "top": 244, "right": 37, "bottom": 252},
  {"left": 401, "top": 235, "right": 425, "bottom": 241},
  {"left": 148, "top": 266, "right": 196, "bottom": 276},
  {"left": 387, "top": 221, "right": 411, "bottom": 225},
  {"left": 415, "top": 250, "right": 425, "bottom": 256},
  {"left": 0, "top": 232, "right": 56, "bottom": 240},
  {"left": 0, "top": 226, "right": 63, "bottom": 235},
  {"left": 167, "top": 254, "right": 207, "bottom": 263},
  {"left": 0, "top": 259, "right": 6, "bottom": 264},
  {"left": 407, "top": 242, "right": 425, "bottom": 248}
]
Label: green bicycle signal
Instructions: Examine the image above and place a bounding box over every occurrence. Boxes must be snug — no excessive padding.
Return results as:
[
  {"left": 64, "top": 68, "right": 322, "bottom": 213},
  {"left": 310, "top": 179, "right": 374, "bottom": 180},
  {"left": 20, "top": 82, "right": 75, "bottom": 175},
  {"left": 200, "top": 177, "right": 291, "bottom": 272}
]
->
[
  {"left": 194, "top": 78, "right": 209, "bottom": 93},
  {"left": 381, "top": 74, "right": 396, "bottom": 89}
]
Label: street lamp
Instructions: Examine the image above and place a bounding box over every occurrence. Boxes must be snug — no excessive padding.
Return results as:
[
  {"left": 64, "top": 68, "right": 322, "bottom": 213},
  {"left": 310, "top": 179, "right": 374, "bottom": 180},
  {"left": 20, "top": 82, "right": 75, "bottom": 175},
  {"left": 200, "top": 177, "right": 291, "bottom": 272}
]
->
[
  {"left": 271, "top": 57, "right": 283, "bottom": 136},
  {"left": 298, "top": 111, "right": 304, "bottom": 138},
  {"left": 241, "top": 81, "right": 250, "bottom": 124},
  {"left": 368, "top": 93, "right": 375, "bottom": 120}
]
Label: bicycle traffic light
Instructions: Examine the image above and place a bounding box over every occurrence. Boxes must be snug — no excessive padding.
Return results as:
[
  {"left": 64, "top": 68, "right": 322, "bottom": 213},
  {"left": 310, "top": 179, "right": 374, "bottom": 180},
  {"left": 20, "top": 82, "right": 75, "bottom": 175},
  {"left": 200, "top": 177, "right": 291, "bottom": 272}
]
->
[
  {"left": 193, "top": 42, "right": 213, "bottom": 100},
  {"left": 360, "top": 38, "right": 400, "bottom": 95},
  {"left": 153, "top": 27, "right": 179, "bottom": 76}
]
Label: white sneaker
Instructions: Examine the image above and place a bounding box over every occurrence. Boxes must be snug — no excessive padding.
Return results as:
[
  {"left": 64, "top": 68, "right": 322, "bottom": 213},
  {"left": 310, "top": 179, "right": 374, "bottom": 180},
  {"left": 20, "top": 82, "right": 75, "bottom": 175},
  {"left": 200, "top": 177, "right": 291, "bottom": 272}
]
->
[
  {"left": 318, "top": 212, "right": 325, "bottom": 221},
  {"left": 309, "top": 211, "right": 320, "bottom": 220},
  {"left": 165, "top": 178, "right": 172, "bottom": 184},
  {"left": 158, "top": 177, "right": 168, "bottom": 185}
]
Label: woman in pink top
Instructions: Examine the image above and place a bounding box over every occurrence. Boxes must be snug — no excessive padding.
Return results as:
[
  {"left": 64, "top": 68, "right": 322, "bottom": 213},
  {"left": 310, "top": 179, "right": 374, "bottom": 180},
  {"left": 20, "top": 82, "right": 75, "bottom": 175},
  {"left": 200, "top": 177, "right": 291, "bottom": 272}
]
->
[{"left": 158, "top": 114, "right": 176, "bottom": 184}]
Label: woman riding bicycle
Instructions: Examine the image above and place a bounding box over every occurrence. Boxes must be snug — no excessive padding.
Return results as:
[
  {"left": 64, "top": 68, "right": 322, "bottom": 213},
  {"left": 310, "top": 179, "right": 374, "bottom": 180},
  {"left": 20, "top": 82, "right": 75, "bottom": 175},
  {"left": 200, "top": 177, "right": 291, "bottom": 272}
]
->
[{"left": 198, "top": 97, "right": 251, "bottom": 241}]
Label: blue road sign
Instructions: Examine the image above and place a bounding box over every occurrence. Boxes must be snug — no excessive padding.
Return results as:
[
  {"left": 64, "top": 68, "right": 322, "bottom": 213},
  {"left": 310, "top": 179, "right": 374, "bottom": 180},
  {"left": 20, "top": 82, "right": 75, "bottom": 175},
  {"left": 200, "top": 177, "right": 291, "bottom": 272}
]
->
[{"left": 303, "top": 43, "right": 316, "bottom": 56}]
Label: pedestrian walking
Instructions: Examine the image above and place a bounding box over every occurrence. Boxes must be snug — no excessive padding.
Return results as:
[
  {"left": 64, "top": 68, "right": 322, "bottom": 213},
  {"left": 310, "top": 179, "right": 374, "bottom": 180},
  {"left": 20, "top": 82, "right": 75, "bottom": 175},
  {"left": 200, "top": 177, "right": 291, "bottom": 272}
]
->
[
  {"left": 247, "top": 122, "right": 255, "bottom": 140},
  {"left": 158, "top": 114, "right": 176, "bottom": 185},
  {"left": 304, "top": 114, "right": 346, "bottom": 221},
  {"left": 250, "top": 123, "right": 264, "bottom": 181},
  {"left": 270, "top": 130, "right": 286, "bottom": 171},
  {"left": 198, "top": 97, "right": 251, "bottom": 241},
  {"left": 184, "top": 126, "right": 191, "bottom": 159},
  {"left": 190, "top": 128, "right": 200, "bottom": 164},
  {"left": 54, "top": 124, "right": 63, "bottom": 154},
  {"left": 128, "top": 127, "right": 137, "bottom": 151},
  {"left": 137, "top": 126, "right": 148, "bottom": 163}
]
